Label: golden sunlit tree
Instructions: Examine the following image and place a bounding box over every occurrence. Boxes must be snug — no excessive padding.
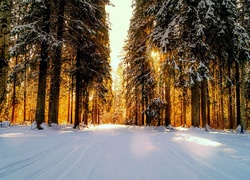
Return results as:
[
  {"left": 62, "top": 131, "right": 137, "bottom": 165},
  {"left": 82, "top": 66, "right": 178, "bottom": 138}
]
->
[
  {"left": 0, "top": 0, "right": 10, "bottom": 118},
  {"left": 123, "top": 0, "right": 157, "bottom": 126}
]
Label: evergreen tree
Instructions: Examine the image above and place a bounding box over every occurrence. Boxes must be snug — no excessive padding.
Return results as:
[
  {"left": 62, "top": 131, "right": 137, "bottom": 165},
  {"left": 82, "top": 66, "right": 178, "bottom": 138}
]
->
[
  {"left": 123, "top": 0, "right": 156, "bottom": 125},
  {"left": 48, "top": 0, "right": 66, "bottom": 125},
  {"left": 67, "top": 0, "right": 111, "bottom": 128},
  {"left": 0, "top": 0, "right": 11, "bottom": 117},
  {"left": 12, "top": 0, "right": 52, "bottom": 129},
  {"left": 151, "top": 0, "right": 249, "bottom": 128}
]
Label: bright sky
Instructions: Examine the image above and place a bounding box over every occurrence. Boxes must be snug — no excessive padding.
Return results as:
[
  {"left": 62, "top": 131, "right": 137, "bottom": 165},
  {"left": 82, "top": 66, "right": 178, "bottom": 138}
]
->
[{"left": 106, "top": 0, "right": 133, "bottom": 72}]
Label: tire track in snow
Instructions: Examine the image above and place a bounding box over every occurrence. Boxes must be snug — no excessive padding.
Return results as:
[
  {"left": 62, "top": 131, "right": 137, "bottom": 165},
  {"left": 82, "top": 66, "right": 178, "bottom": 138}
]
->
[
  {"left": 154, "top": 131, "right": 249, "bottom": 180},
  {"left": 85, "top": 135, "right": 106, "bottom": 180},
  {"left": 31, "top": 135, "right": 96, "bottom": 180},
  {"left": 155, "top": 137, "right": 218, "bottom": 179},
  {"left": 0, "top": 140, "right": 70, "bottom": 178}
]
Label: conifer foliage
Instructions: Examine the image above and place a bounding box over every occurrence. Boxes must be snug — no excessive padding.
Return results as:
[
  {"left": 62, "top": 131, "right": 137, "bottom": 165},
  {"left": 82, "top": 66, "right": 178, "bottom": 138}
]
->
[
  {"left": 1, "top": 0, "right": 249, "bottom": 131},
  {"left": 3, "top": 0, "right": 111, "bottom": 129},
  {"left": 123, "top": 0, "right": 250, "bottom": 129},
  {"left": 0, "top": 0, "right": 10, "bottom": 115}
]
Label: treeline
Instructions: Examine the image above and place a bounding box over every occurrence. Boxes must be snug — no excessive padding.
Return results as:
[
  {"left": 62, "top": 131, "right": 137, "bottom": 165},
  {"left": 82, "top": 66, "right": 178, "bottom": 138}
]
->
[
  {"left": 0, "top": 0, "right": 112, "bottom": 129},
  {"left": 122, "top": 0, "right": 250, "bottom": 131}
]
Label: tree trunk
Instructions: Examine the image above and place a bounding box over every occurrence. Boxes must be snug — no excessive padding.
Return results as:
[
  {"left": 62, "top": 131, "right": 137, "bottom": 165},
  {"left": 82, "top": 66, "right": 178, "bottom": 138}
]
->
[
  {"left": 240, "top": 63, "right": 245, "bottom": 133},
  {"left": 35, "top": 0, "right": 51, "bottom": 129},
  {"left": 135, "top": 89, "right": 138, "bottom": 125},
  {"left": 11, "top": 56, "right": 18, "bottom": 124},
  {"left": 219, "top": 65, "right": 225, "bottom": 129},
  {"left": 83, "top": 86, "right": 89, "bottom": 127},
  {"left": 182, "top": 87, "right": 187, "bottom": 126},
  {"left": 165, "top": 80, "right": 171, "bottom": 126},
  {"left": 236, "top": 62, "right": 243, "bottom": 133},
  {"left": 97, "top": 108, "right": 100, "bottom": 124},
  {"left": 67, "top": 80, "right": 71, "bottom": 124},
  {"left": 69, "top": 75, "right": 74, "bottom": 124},
  {"left": 191, "top": 80, "right": 200, "bottom": 127},
  {"left": 48, "top": 0, "right": 65, "bottom": 125},
  {"left": 207, "top": 84, "right": 210, "bottom": 126},
  {"left": 74, "top": 50, "right": 81, "bottom": 129},
  {"left": 23, "top": 55, "right": 27, "bottom": 123},
  {"left": 0, "top": 0, "right": 10, "bottom": 116},
  {"left": 92, "top": 93, "right": 98, "bottom": 126},
  {"left": 228, "top": 66, "right": 234, "bottom": 129},
  {"left": 201, "top": 80, "right": 207, "bottom": 128},
  {"left": 142, "top": 96, "right": 145, "bottom": 126},
  {"left": 145, "top": 94, "right": 149, "bottom": 125}
]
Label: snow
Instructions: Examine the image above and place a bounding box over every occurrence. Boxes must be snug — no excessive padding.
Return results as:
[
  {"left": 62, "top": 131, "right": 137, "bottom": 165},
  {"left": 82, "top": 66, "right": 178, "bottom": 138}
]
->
[{"left": 0, "top": 124, "right": 250, "bottom": 180}]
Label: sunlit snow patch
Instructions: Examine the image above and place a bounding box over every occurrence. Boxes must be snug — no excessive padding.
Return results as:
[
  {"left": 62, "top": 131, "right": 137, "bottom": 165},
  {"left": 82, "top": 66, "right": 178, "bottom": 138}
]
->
[
  {"left": 0, "top": 133, "right": 24, "bottom": 138},
  {"left": 174, "top": 134, "right": 222, "bottom": 147}
]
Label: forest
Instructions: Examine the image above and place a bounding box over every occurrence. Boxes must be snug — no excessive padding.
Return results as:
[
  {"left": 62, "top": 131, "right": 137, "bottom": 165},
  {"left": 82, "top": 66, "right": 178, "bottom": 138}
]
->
[{"left": 0, "top": 0, "right": 249, "bottom": 131}]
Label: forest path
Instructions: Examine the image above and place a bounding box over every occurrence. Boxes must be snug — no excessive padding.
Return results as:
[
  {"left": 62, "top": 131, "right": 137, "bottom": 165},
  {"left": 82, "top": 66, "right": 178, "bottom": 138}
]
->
[{"left": 0, "top": 125, "right": 250, "bottom": 180}]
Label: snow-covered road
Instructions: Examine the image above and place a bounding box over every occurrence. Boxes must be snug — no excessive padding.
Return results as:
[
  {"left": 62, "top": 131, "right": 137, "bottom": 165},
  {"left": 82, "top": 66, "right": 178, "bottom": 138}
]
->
[{"left": 0, "top": 125, "right": 250, "bottom": 180}]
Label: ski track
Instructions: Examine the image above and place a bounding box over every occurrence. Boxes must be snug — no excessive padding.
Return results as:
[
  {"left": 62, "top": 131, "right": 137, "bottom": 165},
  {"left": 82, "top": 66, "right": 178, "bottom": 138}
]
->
[
  {"left": 154, "top": 130, "right": 250, "bottom": 180},
  {"left": 85, "top": 135, "right": 105, "bottom": 180},
  {"left": 0, "top": 139, "right": 70, "bottom": 179},
  {"left": 33, "top": 138, "right": 93, "bottom": 180},
  {"left": 0, "top": 125, "right": 250, "bottom": 180},
  {"left": 155, "top": 132, "right": 225, "bottom": 179}
]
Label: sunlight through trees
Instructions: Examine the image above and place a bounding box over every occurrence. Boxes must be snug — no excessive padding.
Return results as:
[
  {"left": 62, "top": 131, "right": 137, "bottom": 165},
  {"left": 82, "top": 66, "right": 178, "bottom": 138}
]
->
[{"left": 0, "top": 0, "right": 249, "bottom": 131}]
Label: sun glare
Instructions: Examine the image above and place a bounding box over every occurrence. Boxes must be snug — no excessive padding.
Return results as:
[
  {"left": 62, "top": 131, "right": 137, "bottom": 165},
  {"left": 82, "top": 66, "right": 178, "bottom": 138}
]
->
[
  {"left": 97, "top": 124, "right": 125, "bottom": 130},
  {"left": 151, "top": 51, "right": 160, "bottom": 59}
]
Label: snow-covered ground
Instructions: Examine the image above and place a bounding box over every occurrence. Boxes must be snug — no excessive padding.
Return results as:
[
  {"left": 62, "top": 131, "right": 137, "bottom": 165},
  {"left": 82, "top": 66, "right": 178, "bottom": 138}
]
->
[{"left": 0, "top": 124, "right": 250, "bottom": 180}]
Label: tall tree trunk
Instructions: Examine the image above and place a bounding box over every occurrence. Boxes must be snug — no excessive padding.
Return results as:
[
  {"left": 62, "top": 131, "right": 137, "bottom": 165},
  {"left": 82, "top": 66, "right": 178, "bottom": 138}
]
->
[
  {"left": 97, "top": 108, "right": 100, "bottom": 124},
  {"left": 11, "top": 56, "right": 18, "bottom": 124},
  {"left": 0, "top": 0, "right": 10, "bottom": 116},
  {"left": 235, "top": 62, "right": 243, "bottom": 133},
  {"left": 219, "top": 65, "right": 225, "bottom": 129},
  {"left": 70, "top": 75, "right": 74, "bottom": 124},
  {"left": 181, "top": 88, "right": 187, "bottom": 126},
  {"left": 145, "top": 94, "right": 149, "bottom": 125},
  {"left": 201, "top": 80, "right": 207, "bottom": 128},
  {"left": 23, "top": 54, "right": 27, "bottom": 123},
  {"left": 83, "top": 85, "right": 89, "bottom": 127},
  {"left": 165, "top": 80, "right": 171, "bottom": 126},
  {"left": 92, "top": 92, "right": 97, "bottom": 126},
  {"left": 67, "top": 79, "right": 71, "bottom": 124},
  {"left": 35, "top": 0, "right": 51, "bottom": 129},
  {"left": 191, "top": 80, "right": 200, "bottom": 127},
  {"left": 228, "top": 66, "right": 234, "bottom": 129},
  {"left": 135, "top": 89, "right": 138, "bottom": 125},
  {"left": 240, "top": 63, "right": 245, "bottom": 133},
  {"left": 141, "top": 95, "right": 145, "bottom": 126},
  {"left": 207, "top": 84, "right": 210, "bottom": 126},
  {"left": 74, "top": 50, "right": 81, "bottom": 129},
  {"left": 48, "top": 0, "right": 65, "bottom": 125}
]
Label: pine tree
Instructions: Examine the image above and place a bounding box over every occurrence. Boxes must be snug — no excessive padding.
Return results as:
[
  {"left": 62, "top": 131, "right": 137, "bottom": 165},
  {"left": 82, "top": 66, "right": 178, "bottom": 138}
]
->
[
  {"left": 13, "top": 0, "right": 52, "bottom": 129},
  {"left": 48, "top": 0, "right": 66, "bottom": 126},
  {"left": 150, "top": 0, "right": 249, "bottom": 128},
  {"left": 67, "top": 0, "right": 111, "bottom": 128},
  {"left": 0, "top": 0, "right": 11, "bottom": 117},
  {"left": 123, "top": 0, "right": 156, "bottom": 125}
]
